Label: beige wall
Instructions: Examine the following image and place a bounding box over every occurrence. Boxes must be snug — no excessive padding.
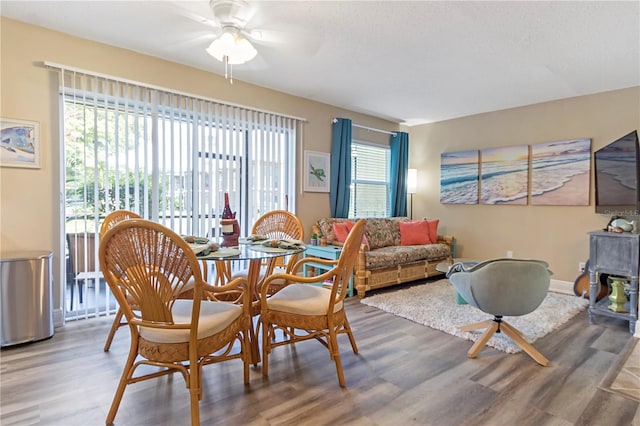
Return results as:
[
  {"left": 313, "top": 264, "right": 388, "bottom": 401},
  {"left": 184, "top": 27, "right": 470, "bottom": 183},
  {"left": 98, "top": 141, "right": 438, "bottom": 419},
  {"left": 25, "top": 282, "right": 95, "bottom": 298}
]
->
[
  {"left": 0, "top": 18, "right": 397, "bottom": 313},
  {"left": 407, "top": 87, "right": 640, "bottom": 283}
]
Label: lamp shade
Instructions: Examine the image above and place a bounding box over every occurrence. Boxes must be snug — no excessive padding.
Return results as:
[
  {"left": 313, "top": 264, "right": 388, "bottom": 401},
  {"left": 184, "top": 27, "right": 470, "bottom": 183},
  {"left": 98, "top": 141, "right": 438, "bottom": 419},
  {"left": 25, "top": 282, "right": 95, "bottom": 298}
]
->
[
  {"left": 407, "top": 169, "right": 418, "bottom": 194},
  {"left": 206, "top": 26, "right": 257, "bottom": 65}
]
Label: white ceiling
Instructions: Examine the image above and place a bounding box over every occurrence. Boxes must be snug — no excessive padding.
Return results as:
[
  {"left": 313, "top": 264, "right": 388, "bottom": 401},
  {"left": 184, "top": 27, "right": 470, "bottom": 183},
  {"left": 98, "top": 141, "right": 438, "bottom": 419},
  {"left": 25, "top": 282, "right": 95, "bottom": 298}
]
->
[{"left": 2, "top": 1, "right": 639, "bottom": 126}]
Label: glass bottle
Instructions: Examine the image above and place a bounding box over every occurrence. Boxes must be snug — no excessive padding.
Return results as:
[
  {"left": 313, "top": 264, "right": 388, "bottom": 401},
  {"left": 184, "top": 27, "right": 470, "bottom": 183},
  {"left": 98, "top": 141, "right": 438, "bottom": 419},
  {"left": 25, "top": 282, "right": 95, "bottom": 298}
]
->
[{"left": 221, "top": 192, "right": 235, "bottom": 235}]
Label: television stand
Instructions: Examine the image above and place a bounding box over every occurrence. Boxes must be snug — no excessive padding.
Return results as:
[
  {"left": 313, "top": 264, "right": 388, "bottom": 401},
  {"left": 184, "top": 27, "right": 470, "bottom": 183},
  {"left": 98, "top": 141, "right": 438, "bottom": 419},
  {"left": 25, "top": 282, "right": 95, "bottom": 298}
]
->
[{"left": 587, "top": 230, "right": 638, "bottom": 334}]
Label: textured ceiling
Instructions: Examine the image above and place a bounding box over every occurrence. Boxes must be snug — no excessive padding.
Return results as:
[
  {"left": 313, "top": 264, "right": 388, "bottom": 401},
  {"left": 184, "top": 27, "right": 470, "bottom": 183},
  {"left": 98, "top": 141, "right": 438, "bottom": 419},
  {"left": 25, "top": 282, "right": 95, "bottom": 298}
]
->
[{"left": 2, "top": 1, "right": 639, "bottom": 126}]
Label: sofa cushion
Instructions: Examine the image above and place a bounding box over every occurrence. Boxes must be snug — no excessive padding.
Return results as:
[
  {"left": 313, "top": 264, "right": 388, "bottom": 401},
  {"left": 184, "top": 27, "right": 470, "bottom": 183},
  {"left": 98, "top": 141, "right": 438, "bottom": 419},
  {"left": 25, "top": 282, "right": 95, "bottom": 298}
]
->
[
  {"left": 364, "top": 218, "right": 400, "bottom": 249},
  {"left": 364, "top": 244, "right": 452, "bottom": 270},
  {"left": 318, "top": 217, "right": 351, "bottom": 243},
  {"left": 399, "top": 220, "right": 431, "bottom": 245}
]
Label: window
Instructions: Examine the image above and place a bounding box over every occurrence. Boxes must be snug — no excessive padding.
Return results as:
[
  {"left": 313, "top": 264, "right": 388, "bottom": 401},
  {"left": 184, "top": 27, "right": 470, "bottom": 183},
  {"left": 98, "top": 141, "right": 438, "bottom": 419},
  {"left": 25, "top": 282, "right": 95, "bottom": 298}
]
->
[
  {"left": 59, "top": 68, "right": 301, "bottom": 319},
  {"left": 349, "top": 141, "right": 390, "bottom": 217}
]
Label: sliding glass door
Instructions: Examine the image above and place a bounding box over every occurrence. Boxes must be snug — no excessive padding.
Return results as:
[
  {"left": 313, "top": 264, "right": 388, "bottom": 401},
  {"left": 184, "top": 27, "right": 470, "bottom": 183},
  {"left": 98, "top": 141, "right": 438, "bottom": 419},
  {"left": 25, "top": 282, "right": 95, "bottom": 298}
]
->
[{"left": 60, "top": 70, "right": 299, "bottom": 320}]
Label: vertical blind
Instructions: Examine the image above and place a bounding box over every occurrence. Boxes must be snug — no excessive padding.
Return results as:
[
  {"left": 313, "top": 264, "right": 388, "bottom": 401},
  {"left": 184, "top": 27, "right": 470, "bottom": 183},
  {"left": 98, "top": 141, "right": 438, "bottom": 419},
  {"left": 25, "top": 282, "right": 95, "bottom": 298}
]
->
[{"left": 54, "top": 64, "right": 303, "bottom": 319}]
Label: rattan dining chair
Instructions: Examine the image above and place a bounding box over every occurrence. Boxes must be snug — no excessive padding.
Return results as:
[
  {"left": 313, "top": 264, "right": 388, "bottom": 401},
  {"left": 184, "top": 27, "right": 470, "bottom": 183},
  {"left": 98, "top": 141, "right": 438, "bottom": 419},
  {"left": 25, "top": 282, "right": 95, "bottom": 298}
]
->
[
  {"left": 100, "top": 209, "right": 141, "bottom": 351},
  {"left": 99, "top": 219, "right": 251, "bottom": 426},
  {"left": 226, "top": 210, "right": 305, "bottom": 284},
  {"left": 259, "top": 219, "right": 364, "bottom": 387}
]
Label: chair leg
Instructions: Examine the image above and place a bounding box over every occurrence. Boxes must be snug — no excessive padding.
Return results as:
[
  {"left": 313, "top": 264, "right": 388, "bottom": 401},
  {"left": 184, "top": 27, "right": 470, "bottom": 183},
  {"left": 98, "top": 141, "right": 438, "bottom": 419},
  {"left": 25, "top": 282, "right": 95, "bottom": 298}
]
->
[
  {"left": 261, "top": 318, "right": 270, "bottom": 378},
  {"left": 106, "top": 338, "right": 138, "bottom": 424},
  {"left": 242, "top": 329, "right": 250, "bottom": 385},
  {"left": 458, "top": 319, "right": 494, "bottom": 332},
  {"left": 343, "top": 315, "right": 359, "bottom": 354},
  {"left": 189, "top": 373, "right": 200, "bottom": 426},
  {"left": 500, "top": 322, "right": 549, "bottom": 366},
  {"left": 328, "top": 328, "right": 346, "bottom": 387},
  {"left": 465, "top": 321, "right": 499, "bottom": 359},
  {"left": 103, "top": 308, "right": 125, "bottom": 352}
]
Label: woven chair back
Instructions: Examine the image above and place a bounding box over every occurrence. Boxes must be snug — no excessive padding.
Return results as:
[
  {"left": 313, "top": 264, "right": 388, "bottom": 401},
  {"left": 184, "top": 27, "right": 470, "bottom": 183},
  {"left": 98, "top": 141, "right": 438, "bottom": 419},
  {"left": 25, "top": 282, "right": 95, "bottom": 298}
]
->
[
  {"left": 330, "top": 219, "right": 366, "bottom": 303},
  {"left": 252, "top": 210, "right": 304, "bottom": 241},
  {"left": 252, "top": 210, "right": 304, "bottom": 270},
  {"left": 99, "top": 219, "right": 204, "bottom": 324},
  {"left": 100, "top": 209, "right": 142, "bottom": 237}
]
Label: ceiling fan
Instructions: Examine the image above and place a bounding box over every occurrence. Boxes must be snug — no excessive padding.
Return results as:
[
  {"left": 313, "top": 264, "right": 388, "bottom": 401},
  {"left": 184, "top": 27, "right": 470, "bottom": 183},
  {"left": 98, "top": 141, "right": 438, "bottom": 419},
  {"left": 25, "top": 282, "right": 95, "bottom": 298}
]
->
[
  {"left": 171, "top": 0, "right": 322, "bottom": 81},
  {"left": 205, "top": 0, "right": 257, "bottom": 66}
]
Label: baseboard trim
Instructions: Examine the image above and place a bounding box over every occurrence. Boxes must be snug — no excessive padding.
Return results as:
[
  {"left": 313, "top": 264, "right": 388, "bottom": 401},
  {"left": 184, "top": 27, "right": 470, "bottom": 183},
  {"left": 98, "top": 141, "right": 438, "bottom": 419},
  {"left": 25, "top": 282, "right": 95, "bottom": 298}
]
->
[
  {"left": 53, "top": 309, "right": 65, "bottom": 328},
  {"left": 549, "top": 278, "right": 574, "bottom": 295}
]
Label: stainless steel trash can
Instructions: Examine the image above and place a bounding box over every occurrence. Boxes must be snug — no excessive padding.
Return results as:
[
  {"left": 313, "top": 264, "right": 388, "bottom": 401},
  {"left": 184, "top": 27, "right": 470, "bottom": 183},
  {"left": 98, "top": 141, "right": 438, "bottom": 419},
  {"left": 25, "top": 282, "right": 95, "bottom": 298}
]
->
[{"left": 0, "top": 251, "right": 54, "bottom": 347}]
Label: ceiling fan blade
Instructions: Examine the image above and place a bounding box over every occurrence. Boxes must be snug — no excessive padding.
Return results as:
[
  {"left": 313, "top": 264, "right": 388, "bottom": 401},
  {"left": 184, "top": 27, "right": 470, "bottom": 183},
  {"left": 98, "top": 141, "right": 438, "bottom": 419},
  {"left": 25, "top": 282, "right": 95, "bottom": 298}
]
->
[{"left": 245, "top": 26, "right": 324, "bottom": 57}]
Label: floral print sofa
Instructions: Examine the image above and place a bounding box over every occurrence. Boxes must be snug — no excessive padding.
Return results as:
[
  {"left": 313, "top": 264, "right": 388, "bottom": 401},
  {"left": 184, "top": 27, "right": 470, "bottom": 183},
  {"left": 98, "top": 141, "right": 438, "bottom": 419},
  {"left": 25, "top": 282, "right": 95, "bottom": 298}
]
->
[{"left": 315, "top": 217, "right": 454, "bottom": 298}]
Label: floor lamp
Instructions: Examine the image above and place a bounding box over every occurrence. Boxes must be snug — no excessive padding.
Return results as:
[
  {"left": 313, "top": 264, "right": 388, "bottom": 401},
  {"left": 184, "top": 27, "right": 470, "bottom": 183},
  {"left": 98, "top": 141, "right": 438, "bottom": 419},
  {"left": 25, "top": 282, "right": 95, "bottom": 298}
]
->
[{"left": 407, "top": 169, "right": 417, "bottom": 220}]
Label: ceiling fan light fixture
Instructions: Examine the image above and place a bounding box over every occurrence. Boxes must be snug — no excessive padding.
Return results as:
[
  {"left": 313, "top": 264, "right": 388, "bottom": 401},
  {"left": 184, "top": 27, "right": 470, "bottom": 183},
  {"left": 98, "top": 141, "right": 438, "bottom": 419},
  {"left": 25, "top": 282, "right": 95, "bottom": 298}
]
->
[{"left": 206, "top": 26, "right": 257, "bottom": 65}]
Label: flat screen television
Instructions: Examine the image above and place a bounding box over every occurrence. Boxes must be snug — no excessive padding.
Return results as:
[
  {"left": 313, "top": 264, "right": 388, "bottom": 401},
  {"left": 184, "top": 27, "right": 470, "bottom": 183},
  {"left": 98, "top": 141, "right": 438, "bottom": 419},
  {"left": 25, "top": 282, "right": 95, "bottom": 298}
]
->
[{"left": 594, "top": 130, "right": 640, "bottom": 216}]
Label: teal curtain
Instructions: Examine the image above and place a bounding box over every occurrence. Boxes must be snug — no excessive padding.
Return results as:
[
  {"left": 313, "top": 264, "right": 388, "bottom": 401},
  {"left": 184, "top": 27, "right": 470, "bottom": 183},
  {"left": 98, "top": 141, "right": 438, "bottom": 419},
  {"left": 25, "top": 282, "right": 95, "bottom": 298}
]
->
[
  {"left": 390, "top": 131, "right": 409, "bottom": 217},
  {"left": 330, "top": 118, "right": 352, "bottom": 218}
]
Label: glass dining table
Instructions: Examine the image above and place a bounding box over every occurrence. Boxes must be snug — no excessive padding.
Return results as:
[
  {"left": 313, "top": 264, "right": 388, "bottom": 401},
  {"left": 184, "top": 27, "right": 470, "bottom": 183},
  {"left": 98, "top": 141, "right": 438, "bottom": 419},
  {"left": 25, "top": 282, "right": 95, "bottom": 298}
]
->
[{"left": 193, "top": 240, "right": 306, "bottom": 363}]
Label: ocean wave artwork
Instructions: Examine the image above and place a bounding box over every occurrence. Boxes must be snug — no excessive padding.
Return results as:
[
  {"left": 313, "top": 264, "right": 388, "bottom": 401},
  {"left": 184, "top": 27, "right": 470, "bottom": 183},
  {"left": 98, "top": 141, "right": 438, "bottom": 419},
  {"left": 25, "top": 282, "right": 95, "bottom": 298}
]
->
[
  {"left": 531, "top": 138, "right": 591, "bottom": 206},
  {"left": 440, "top": 150, "right": 479, "bottom": 204},
  {"left": 480, "top": 145, "right": 529, "bottom": 205}
]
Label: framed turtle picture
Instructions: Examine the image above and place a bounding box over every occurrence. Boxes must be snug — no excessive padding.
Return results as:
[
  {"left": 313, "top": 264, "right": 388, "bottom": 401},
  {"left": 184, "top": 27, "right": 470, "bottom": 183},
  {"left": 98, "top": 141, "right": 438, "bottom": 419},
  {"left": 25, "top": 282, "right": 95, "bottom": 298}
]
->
[{"left": 304, "top": 150, "right": 330, "bottom": 192}]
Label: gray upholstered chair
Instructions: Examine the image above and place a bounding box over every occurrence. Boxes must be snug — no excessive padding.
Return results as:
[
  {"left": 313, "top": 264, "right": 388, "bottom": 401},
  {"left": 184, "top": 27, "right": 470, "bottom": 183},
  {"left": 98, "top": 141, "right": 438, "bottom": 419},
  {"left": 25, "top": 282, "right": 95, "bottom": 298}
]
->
[{"left": 447, "top": 258, "right": 552, "bottom": 366}]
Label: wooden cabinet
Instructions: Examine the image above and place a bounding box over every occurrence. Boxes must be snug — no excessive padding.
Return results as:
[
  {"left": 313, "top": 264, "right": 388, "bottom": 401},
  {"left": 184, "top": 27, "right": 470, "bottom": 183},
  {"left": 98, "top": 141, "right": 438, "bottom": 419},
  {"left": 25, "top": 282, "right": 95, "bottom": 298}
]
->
[{"left": 588, "top": 231, "right": 639, "bottom": 334}]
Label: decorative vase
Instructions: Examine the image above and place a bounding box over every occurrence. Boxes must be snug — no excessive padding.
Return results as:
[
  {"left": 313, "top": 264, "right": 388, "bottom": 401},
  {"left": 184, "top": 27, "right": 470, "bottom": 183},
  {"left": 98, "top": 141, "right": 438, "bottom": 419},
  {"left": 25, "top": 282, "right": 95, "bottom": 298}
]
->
[{"left": 607, "top": 276, "right": 628, "bottom": 313}]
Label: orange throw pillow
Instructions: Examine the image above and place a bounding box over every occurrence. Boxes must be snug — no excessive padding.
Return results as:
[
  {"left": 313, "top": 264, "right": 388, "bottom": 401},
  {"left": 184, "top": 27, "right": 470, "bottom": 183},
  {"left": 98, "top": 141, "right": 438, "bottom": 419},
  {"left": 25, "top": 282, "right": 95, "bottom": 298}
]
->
[{"left": 399, "top": 220, "right": 430, "bottom": 245}]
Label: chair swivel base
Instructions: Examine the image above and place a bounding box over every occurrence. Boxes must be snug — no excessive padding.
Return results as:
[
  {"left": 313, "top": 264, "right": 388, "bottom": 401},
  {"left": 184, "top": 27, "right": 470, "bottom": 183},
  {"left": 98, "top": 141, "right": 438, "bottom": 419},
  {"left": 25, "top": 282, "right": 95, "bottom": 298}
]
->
[{"left": 458, "top": 317, "right": 549, "bottom": 366}]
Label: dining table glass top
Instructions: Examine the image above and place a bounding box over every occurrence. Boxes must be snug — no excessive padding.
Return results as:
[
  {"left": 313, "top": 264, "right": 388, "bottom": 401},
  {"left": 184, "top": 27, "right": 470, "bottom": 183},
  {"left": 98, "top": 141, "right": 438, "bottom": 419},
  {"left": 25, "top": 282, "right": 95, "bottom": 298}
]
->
[{"left": 189, "top": 239, "right": 306, "bottom": 261}]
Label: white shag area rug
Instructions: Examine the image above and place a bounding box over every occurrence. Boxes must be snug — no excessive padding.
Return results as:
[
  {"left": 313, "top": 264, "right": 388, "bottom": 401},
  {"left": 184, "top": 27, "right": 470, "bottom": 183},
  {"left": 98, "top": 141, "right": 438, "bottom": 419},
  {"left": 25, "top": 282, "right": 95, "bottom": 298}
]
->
[{"left": 360, "top": 279, "right": 589, "bottom": 354}]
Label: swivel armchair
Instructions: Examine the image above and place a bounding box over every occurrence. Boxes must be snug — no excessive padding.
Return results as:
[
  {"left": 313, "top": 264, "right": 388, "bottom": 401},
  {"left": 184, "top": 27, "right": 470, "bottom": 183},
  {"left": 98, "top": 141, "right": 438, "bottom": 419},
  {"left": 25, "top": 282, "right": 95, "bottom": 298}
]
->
[{"left": 447, "top": 258, "right": 552, "bottom": 366}]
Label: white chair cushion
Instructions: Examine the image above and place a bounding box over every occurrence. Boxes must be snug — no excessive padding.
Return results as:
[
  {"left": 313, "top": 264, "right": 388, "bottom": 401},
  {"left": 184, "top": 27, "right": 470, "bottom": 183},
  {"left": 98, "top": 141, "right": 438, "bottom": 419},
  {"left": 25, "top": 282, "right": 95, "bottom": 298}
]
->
[
  {"left": 266, "top": 284, "right": 343, "bottom": 316},
  {"left": 139, "top": 299, "right": 242, "bottom": 344}
]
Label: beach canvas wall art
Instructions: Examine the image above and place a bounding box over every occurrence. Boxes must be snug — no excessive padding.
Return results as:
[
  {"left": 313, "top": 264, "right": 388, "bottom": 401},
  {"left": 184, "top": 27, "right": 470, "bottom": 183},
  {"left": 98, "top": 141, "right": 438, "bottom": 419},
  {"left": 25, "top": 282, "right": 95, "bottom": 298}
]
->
[
  {"left": 480, "top": 145, "right": 529, "bottom": 205},
  {"left": 0, "top": 118, "right": 40, "bottom": 169},
  {"left": 531, "top": 138, "right": 591, "bottom": 205},
  {"left": 440, "top": 150, "right": 479, "bottom": 204}
]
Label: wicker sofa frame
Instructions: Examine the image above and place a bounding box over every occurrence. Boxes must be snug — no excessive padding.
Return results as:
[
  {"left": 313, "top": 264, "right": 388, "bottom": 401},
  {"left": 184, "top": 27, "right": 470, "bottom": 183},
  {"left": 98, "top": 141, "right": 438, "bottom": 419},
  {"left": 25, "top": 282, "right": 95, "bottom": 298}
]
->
[{"left": 354, "top": 234, "right": 454, "bottom": 298}]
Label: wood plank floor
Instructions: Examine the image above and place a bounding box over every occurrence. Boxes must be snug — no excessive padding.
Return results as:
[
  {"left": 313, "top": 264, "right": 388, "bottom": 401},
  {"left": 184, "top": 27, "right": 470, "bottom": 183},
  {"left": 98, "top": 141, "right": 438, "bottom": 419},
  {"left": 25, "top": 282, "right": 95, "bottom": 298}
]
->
[{"left": 1, "top": 283, "right": 639, "bottom": 426}]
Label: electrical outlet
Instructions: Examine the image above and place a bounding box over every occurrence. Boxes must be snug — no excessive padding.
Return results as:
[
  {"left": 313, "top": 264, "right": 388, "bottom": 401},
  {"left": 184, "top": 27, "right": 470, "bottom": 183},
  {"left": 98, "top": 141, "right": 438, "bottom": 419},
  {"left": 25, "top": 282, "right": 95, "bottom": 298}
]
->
[
  {"left": 506, "top": 250, "right": 513, "bottom": 258},
  {"left": 579, "top": 262, "right": 586, "bottom": 272}
]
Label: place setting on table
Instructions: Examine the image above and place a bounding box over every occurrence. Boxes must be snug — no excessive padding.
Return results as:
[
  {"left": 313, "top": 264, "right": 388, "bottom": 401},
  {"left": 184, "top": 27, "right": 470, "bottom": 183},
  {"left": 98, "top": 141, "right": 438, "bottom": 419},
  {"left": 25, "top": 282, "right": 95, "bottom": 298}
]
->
[{"left": 240, "top": 234, "right": 306, "bottom": 253}]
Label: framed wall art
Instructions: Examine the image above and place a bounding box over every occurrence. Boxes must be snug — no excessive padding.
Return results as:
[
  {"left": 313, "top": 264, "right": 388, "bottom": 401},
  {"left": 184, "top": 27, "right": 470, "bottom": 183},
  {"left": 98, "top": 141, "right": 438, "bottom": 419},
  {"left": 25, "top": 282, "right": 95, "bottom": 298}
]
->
[
  {"left": 530, "top": 138, "right": 591, "bottom": 206},
  {"left": 480, "top": 145, "right": 529, "bottom": 205},
  {"left": 0, "top": 118, "right": 41, "bottom": 169},
  {"left": 304, "top": 150, "right": 330, "bottom": 192},
  {"left": 440, "top": 150, "right": 479, "bottom": 204}
]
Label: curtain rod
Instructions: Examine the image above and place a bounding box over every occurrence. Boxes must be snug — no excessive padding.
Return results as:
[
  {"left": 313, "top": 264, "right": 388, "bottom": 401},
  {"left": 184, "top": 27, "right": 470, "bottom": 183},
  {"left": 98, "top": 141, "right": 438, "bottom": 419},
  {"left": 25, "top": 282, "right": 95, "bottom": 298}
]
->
[
  {"left": 332, "top": 118, "right": 397, "bottom": 136},
  {"left": 43, "top": 61, "right": 308, "bottom": 123}
]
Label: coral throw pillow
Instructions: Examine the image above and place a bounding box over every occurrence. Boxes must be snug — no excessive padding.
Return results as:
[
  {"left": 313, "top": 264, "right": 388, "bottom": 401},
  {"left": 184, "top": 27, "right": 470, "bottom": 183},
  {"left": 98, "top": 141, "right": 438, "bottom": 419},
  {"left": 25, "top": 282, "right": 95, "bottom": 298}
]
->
[
  {"left": 332, "top": 220, "right": 370, "bottom": 249},
  {"left": 399, "top": 220, "right": 430, "bottom": 245},
  {"left": 426, "top": 219, "right": 439, "bottom": 244},
  {"left": 332, "top": 221, "right": 353, "bottom": 242}
]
